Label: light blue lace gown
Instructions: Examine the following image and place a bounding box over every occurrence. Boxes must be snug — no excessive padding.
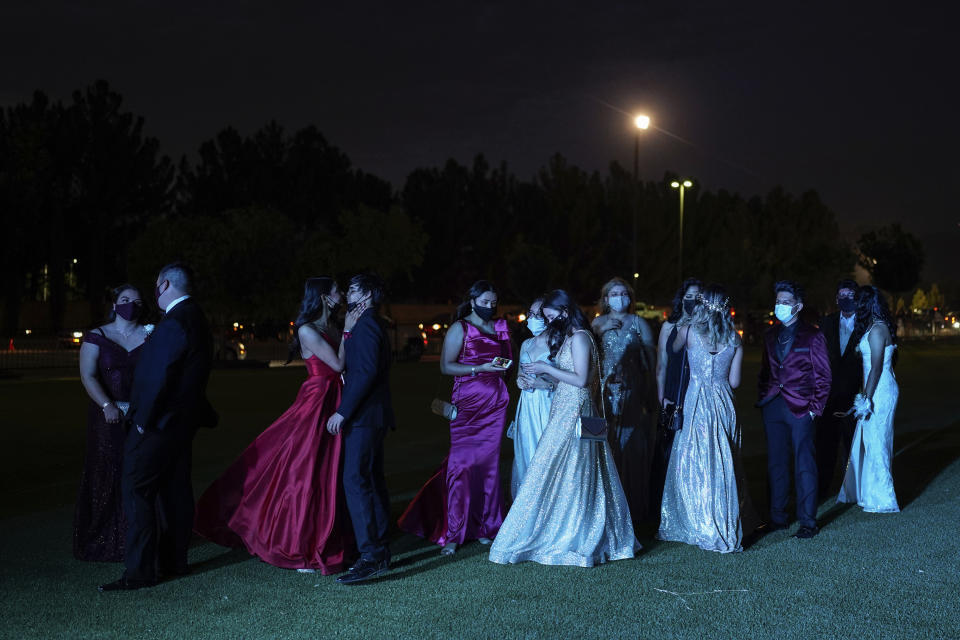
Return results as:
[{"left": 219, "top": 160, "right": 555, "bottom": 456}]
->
[
  {"left": 489, "top": 331, "right": 638, "bottom": 567},
  {"left": 658, "top": 330, "right": 751, "bottom": 553},
  {"left": 837, "top": 329, "right": 900, "bottom": 513},
  {"left": 508, "top": 337, "right": 553, "bottom": 499}
]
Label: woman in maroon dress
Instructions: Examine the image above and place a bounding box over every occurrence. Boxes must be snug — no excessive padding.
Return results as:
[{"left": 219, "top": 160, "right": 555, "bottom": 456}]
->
[
  {"left": 193, "top": 277, "right": 355, "bottom": 573},
  {"left": 75, "top": 284, "right": 151, "bottom": 561},
  {"left": 399, "top": 280, "right": 512, "bottom": 555}
]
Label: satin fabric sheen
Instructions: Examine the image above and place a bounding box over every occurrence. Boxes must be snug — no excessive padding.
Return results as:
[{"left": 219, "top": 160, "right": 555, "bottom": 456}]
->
[
  {"left": 837, "top": 334, "right": 900, "bottom": 512},
  {"left": 399, "top": 319, "right": 511, "bottom": 545},
  {"left": 509, "top": 337, "right": 553, "bottom": 499},
  {"left": 193, "top": 351, "right": 355, "bottom": 573},
  {"left": 74, "top": 330, "right": 141, "bottom": 561},
  {"left": 658, "top": 330, "right": 756, "bottom": 553},
  {"left": 489, "top": 331, "right": 638, "bottom": 567}
]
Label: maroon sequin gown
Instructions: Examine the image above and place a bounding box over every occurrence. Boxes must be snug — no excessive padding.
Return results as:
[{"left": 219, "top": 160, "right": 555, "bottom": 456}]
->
[{"left": 73, "top": 330, "right": 142, "bottom": 562}]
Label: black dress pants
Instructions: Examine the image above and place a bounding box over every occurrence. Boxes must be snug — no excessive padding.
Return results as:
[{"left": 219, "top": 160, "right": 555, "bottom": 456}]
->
[
  {"left": 121, "top": 424, "right": 195, "bottom": 581},
  {"left": 762, "top": 395, "right": 818, "bottom": 529}
]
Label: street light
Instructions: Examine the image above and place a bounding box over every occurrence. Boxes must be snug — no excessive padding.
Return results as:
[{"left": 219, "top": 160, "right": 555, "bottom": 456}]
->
[
  {"left": 670, "top": 179, "right": 693, "bottom": 284},
  {"left": 632, "top": 114, "right": 650, "bottom": 283}
]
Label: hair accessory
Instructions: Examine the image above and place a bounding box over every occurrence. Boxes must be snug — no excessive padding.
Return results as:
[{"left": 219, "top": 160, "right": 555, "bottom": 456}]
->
[{"left": 696, "top": 293, "right": 730, "bottom": 314}]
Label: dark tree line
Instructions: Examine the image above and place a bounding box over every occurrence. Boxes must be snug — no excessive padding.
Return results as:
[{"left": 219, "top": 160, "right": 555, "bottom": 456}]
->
[{"left": 0, "top": 80, "right": 927, "bottom": 335}]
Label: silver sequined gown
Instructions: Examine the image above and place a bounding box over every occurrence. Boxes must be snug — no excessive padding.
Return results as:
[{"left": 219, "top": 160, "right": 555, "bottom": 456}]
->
[
  {"left": 658, "top": 330, "right": 749, "bottom": 553},
  {"left": 599, "top": 315, "right": 658, "bottom": 521},
  {"left": 489, "top": 331, "right": 638, "bottom": 567}
]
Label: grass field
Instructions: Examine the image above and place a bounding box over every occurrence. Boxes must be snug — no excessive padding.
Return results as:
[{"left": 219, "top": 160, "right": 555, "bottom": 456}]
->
[{"left": 1, "top": 341, "right": 959, "bottom": 639}]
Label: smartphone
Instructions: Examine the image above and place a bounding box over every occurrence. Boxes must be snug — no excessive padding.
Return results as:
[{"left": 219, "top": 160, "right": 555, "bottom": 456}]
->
[{"left": 491, "top": 357, "right": 513, "bottom": 369}]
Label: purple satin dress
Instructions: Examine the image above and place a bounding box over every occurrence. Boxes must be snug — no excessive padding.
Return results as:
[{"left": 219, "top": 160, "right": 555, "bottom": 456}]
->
[{"left": 399, "top": 319, "right": 512, "bottom": 545}]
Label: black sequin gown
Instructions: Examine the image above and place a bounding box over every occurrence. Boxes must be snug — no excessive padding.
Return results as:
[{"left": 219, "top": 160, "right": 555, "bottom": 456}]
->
[{"left": 73, "top": 329, "right": 142, "bottom": 561}]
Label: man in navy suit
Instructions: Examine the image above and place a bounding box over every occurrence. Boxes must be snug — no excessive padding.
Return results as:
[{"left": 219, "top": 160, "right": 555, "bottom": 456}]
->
[
  {"left": 327, "top": 274, "right": 395, "bottom": 584},
  {"left": 757, "top": 280, "right": 831, "bottom": 539},
  {"left": 100, "top": 262, "right": 215, "bottom": 591}
]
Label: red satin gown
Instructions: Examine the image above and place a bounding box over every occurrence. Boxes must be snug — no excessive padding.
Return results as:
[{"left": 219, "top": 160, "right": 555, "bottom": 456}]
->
[{"left": 194, "top": 343, "right": 355, "bottom": 573}]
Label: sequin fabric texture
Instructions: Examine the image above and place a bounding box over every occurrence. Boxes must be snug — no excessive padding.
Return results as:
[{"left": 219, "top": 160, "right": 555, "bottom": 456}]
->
[
  {"left": 489, "top": 330, "right": 638, "bottom": 567},
  {"left": 658, "top": 329, "right": 749, "bottom": 553}
]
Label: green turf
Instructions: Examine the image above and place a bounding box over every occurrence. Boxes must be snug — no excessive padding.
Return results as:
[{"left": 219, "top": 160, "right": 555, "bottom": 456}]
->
[{"left": 1, "top": 342, "right": 959, "bottom": 639}]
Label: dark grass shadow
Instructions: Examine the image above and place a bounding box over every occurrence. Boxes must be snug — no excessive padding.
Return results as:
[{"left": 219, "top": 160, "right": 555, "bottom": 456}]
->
[
  {"left": 376, "top": 541, "right": 489, "bottom": 582},
  {"left": 890, "top": 421, "right": 960, "bottom": 509},
  {"left": 185, "top": 546, "right": 256, "bottom": 577}
]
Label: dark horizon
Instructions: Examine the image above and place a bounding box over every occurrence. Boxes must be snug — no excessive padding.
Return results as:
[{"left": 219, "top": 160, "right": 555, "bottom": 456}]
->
[{"left": 3, "top": 2, "right": 956, "bottom": 281}]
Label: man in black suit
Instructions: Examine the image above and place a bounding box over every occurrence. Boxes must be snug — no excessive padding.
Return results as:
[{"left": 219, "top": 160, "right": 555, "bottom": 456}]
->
[
  {"left": 100, "top": 262, "right": 215, "bottom": 591},
  {"left": 326, "top": 274, "right": 395, "bottom": 584},
  {"left": 815, "top": 279, "right": 862, "bottom": 497}
]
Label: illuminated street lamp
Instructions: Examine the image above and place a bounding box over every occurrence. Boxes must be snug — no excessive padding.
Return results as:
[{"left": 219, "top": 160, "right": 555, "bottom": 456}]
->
[
  {"left": 632, "top": 114, "right": 650, "bottom": 282},
  {"left": 670, "top": 179, "right": 693, "bottom": 284}
]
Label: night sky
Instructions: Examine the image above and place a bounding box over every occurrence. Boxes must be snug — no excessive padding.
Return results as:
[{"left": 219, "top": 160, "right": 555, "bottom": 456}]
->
[{"left": 3, "top": 2, "right": 956, "bottom": 280}]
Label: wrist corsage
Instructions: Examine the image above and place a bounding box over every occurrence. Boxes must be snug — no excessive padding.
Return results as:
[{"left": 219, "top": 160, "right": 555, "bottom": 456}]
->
[{"left": 853, "top": 393, "right": 872, "bottom": 419}]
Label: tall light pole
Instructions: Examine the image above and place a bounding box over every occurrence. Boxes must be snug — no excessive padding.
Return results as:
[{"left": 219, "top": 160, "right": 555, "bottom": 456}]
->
[
  {"left": 632, "top": 115, "right": 650, "bottom": 283},
  {"left": 670, "top": 179, "right": 693, "bottom": 284}
]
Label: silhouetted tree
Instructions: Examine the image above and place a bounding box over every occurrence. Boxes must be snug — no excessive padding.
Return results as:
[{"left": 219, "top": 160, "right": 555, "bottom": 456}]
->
[{"left": 858, "top": 223, "right": 925, "bottom": 296}]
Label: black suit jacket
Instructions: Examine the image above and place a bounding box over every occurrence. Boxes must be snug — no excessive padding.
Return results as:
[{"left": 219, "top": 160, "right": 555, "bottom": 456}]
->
[
  {"left": 130, "top": 297, "right": 216, "bottom": 432},
  {"left": 337, "top": 309, "right": 395, "bottom": 429},
  {"left": 819, "top": 312, "right": 862, "bottom": 412}
]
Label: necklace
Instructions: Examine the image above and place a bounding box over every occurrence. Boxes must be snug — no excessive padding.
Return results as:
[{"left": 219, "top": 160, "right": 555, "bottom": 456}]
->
[{"left": 115, "top": 323, "right": 138, "bottom": 340}]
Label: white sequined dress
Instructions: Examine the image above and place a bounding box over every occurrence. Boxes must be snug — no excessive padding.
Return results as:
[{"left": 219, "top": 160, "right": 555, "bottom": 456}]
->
[{"left": 489, "top": 331, "right": 638, "bottom": 567}]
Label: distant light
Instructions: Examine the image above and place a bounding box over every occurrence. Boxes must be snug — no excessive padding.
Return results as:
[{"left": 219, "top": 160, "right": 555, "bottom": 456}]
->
[
  {"left": 737, "top": 329, "right": 744, "bottom": 337},
  {"left": 72, "top": 258, "right": 78, "bottom": 264},
  {"left": 431, "top": 323, "right": 441, "bottom": 331},
  {"left": 72, "top": 331, "right": 83, "bottom": 338},
  {"left": 233, "top": 322, "right": 239, "bottom": 329},
  {"left": 954, "top": 322, "right": 960, "bottom": 329},
  {"left": 518, "top": 314, "right": 526, "bottom": 322},
  {"left": 634, "top": 115, "right": 650, "bottom": 130},
  {"left": 633, "top": 272, "right": 640, "bottom": 279},
  {"left": 24, "top": 329, "right": 32, "bottom": 335},
  {"left": 670, "top": 181, "right": 680, "bottom": 188},
  {"left": 418, "top": 323, "right": 424, "bottom": 329},
  {"left": 443, "top": 324, "right": 449, "bottom": 329},
  {"left": 872, "top": 259, "right": 878, "bottom": 265},
  {"left": 683, "top": 180, "right": 693, "bottom": 188},
  {"left": 289, "top": 321, "right": 294, "bottom": 326},
  {"left": 595, "top": 312, "right": 601, "bottom": 318}
]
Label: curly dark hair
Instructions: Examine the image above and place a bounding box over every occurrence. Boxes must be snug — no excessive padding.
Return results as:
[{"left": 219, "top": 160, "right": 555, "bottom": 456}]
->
[
  {"left": 541, "top": 289, "right": 590, "bottom": 361},
  {"left": 852, "top": 285, "right": 898, "bottom": 363},
  {"left": 667, "top": 277, "right": 704, "bottom": 323}
]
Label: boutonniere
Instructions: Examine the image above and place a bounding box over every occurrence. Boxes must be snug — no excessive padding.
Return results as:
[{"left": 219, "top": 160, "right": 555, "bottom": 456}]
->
[{"left": 143, "top": 324, "right": 156, "bottom": 338}]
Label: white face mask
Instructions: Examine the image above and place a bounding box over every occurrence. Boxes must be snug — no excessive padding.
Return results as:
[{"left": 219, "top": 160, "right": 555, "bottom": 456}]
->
[
  {"left": 608, "top": 295, "right": 629, "bottom": 313},
  {"left": 526, "top": 316, "right": 547, "bottom": 336},
  {"left": 774, "top": 303, "right": 797, "bottom": 323}
]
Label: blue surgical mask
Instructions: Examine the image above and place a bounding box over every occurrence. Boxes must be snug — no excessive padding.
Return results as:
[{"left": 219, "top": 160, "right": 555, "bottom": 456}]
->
[
  {"left": 527, "top": 316, "right": 547, "bottom": 335},
  {"left": 608, "top": 295, "right": 629, "bottom": 312},
  {"left": 774, "top": 303, "right": 796, "bottom": 323}
]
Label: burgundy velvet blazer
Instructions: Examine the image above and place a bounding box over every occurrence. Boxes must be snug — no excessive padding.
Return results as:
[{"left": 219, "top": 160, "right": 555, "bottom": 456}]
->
[{"left": 758, "top": 320, "right": 832, "bottom": 418}]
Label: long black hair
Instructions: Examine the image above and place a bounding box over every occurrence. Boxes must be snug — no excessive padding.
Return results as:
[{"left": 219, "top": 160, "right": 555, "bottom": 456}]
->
[
  {"left": 287, "top": 277, "right": 338, "bottom": 363},
  {"left": 542, "top": 289, "right": 590, "bottom": 361},
  {"left": 667, "top": 277, "right": 704, "bottom": 323},
  {"left": 454, "top": 280, "right": 497, "bottom": 322},
  {"left": 852, "top": 285, "right": 898, "bottom": 363}
]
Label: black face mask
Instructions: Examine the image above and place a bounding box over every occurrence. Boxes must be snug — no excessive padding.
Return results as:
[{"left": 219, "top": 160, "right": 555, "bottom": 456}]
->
[
  {"left": 473, "top": 305, "right": 496, "bottom": 322},
  {"left": 346, "top": 301, "right": 361, "bottom": 313},
  {"left": 115, "top": 301, "right": 143, "bottom": 322},
  {"left": 838, "top": 297, "right": 856, "bottom": 313},
  {"left": 682, "top": 299, "right": 697, "bottom": 315},
  {"left": 325, "top": 297, "right": 341, "bottom": 315},
  {"left": 548, "top": 315, "right": 566, "bottom": 330}
]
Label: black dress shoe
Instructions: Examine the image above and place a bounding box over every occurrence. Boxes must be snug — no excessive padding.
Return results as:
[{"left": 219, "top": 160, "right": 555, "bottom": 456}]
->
[
  {"left": 336, "top": 558, "right": 388, "bottom": 584},
  {"left": 793, "top": 525, "right": 820, "bottom": 539},
  {"left": 763, "top": 521, "right": 789, "bottom": 532},
  {"left": 98, "top": 577, "right": 157, "bottom": 592}
]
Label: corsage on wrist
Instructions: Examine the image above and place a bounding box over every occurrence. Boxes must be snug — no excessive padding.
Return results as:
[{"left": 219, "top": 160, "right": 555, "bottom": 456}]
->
[{"left": 853, "top": 393, "right": 872, "bottom": 419}]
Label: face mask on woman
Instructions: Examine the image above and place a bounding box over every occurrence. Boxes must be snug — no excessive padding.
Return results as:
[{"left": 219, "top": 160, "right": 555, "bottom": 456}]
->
[
  {"left": 526, "top": 316, "right": 547, "bottom": 335},
  {"left": 608, "top": 295, "right": 629, "bottom": 313},
  {"left": 682, "top": 299, "right": 697, "bottom": 316},
  {"left": 473, "top": 304, "right": 496, "bottom": 322},
  {"left": 115, "top": 301, "right": 142, "bottom": 322}
]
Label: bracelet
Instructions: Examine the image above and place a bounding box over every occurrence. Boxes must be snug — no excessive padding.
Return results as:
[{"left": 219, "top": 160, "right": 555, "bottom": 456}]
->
[
  {"left": 471, "top": 366, "right": 476, "bottom": 377},
  {"left": 101, "top": 400, "right": 113, "bottom": 409}
]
